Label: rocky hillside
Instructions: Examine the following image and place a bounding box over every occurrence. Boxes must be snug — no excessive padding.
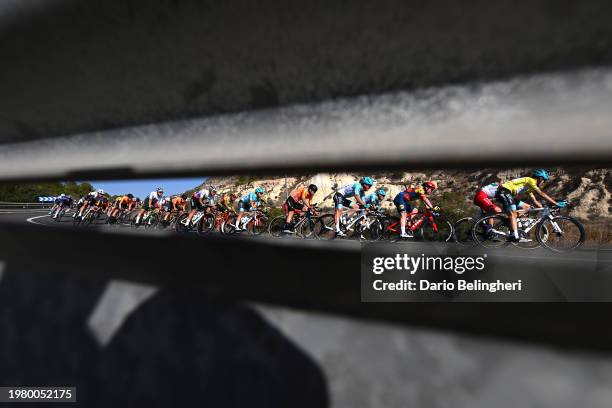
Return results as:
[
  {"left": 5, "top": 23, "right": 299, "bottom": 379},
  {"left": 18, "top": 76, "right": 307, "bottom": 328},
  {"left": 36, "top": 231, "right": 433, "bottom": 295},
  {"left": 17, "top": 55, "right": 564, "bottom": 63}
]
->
[{"left": 194, "top": 167, "right": 611, "bottom": 220}]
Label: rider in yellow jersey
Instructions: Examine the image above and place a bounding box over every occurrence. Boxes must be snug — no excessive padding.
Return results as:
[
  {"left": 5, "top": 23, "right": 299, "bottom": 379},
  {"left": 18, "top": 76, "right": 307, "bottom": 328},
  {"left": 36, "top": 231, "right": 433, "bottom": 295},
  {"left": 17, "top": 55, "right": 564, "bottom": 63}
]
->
[{"left": 496, "top": 169, "right": 567, "bottom": 242}]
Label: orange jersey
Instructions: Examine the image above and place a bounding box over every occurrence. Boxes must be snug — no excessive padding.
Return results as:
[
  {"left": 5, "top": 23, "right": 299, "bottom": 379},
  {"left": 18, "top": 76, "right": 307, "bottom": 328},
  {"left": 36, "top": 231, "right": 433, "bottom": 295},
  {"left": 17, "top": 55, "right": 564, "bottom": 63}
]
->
[
  {"left": 118, "top": 195, "right": 131, "bottom": 206},
  {"left": 290, "top": 186, "right": 314, "bottom": 204},
  {"left": 172, "top": 196, "right": 186, "bottom": 209}
]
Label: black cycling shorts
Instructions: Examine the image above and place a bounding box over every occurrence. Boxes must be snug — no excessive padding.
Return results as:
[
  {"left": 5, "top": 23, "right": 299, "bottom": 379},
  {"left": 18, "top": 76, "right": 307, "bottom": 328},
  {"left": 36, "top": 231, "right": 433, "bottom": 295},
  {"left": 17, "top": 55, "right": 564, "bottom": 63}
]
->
[
  {"left": 190, "top": 197, "right": 205, "bottom": 211},
  {"left": 495, "top": 187, "right": 517, "bottom": 212},
  {"left": 286, "top": 196, "right": 304, "bottom": 211},
  {"left": 143, "top": 197, "right": 157, "bottom": 211},
  {"left": 333, "top": 193, "right": 352, "bottom": 209}
]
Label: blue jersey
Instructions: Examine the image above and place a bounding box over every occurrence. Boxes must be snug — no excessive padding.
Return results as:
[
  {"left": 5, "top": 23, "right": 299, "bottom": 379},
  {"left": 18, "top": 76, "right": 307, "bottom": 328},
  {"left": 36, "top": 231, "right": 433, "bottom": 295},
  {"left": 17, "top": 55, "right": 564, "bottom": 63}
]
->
[
  {"left": 56, "top": 196, "right": 72, "bottom": 204},
  {"left": 364, "top": 194, "right": 380, "bottom": 209},
  {"left": 241, "top": 191, "right": 260, "bottom": 204},
  {"left": 338, "top": 183, "right": 364, "bottom": 199}
]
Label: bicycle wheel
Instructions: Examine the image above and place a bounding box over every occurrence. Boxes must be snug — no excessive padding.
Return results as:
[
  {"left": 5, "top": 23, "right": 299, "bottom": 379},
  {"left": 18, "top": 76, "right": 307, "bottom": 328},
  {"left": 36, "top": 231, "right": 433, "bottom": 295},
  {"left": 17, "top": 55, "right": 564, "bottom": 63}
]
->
[
  {"left": 472, "top": 214, "right": 510, "bottom": 249},
  {"left": 299, "top": 218, "right": 317, "bottom": 239},
  {"left": 268, "top": 216, "right": 286, "bottom": 237},
  {"left": 144, "top": 212, "right": 159, "bottom": 229},
  {"left": 381, "top": 216, "right": 400, "bottom": 241},
  {"left": 537, "top": 215, "right": 585, "bottom": 252},
  {"left": 359, "top": 218, "right": 384, "bottom": 242},
  {"left": 314, "top": 214, "right": 336, "bottom": 240},
  {"left": 118, "top": 211, "right": 130, "bottom": 226},
  {"left": 420, "top": 218, "right": 453, "bottom": 242},
  {"left": 83, "top": 212, "right": 95, "bottom": 227},
  {"left": 454, "top": 217, "right": 476, "bottom": 246},
  {"left": 512, "top": 218, "right": 545, "bottom": 250},
  {"left": 221, "top": 214, "right": 238, "bottom": 235},
  {"left": 196, "top": 213, "right": 215, "bottom": 236},
  {"left": 174, "top": 213, "right": 190, "bottom": 233},
  {"left": 249, "top": 214, "right": 269, "bottom": 235}
]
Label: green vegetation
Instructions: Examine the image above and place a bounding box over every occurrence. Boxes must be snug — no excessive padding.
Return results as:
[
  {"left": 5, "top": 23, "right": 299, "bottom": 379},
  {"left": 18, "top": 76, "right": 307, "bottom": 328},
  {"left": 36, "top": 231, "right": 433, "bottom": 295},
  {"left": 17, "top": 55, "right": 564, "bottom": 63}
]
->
[
  {"left": 0, "top": 181, "right": 96, "bottom": 202},
  {"left": 436, "top": 191, "right": 473, "bottom": 221},
  {"left": 267, "top": 206, "right": 285, "bottom": 219}
]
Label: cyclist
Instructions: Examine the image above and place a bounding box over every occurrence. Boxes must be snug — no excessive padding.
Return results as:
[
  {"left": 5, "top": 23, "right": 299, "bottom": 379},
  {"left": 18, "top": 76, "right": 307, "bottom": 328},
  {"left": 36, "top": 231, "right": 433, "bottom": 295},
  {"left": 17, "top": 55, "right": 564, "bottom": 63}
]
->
[
  {"left": 110, "top": 193, "right": 134, "bottom": 220},
  {"left": 334, "top": 177, "right": 374, "bottom": 236},
  {"left": 217, "top": 192, "right": 237, "bottom": 214},
  {"left": 51, "top": 194, "right": 73, "bottom": 217},
  {"left": 235, "top": 187, "right": 265, "bottom": 231},
  {"left": 185, "top": 186, "right": 217, "bottom": 226},
  {"left": 160, "top": 195, "right": 172, "bottom": 213},
  {"left": 76, "top": 189, "right": 105, "bottom": 218},
  {"left": 364, "top": 188, "right": 386, "bottom": 211},
  {"left": 49, "top": 193, "right": 68, "bottom": 215},
  {"left": 283, "top": 184, "right": 318, "bottom": 233},
  {"left": 97, "top": 195, "right": 110, "bottom": 214},
  {"left": 393, "top": 181, "right": 437, "bottom": 238},
  {"left": 496, "top": 169, "right": 566, "bottom": 242},
  {"left": 159, "top": 193, "right": 186, "bottom": 223},
  {"left": 135, "top": 187, "right": 164, "bottom": 225}
]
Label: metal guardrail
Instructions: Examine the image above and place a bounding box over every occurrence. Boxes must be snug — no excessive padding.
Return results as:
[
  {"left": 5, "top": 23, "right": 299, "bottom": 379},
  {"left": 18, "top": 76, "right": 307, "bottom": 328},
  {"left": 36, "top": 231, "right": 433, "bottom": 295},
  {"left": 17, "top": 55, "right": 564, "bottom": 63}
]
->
[
  {"left": 0, "top": 0, "right": 611, "bottom": 357},
  {"left": 0, "top": 202, "right": 51, "bottom": 210}
]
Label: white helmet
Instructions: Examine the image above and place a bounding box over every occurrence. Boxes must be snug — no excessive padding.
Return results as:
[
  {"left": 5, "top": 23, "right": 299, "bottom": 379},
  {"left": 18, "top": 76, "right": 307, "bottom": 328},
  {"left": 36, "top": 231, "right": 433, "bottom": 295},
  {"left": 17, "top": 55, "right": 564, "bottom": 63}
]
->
[
  {"left": 97, "top": 189, "right": 105, "bottom": 195},
  {"left": 59, "top": 193, "right": 65, "bottom": 197}
]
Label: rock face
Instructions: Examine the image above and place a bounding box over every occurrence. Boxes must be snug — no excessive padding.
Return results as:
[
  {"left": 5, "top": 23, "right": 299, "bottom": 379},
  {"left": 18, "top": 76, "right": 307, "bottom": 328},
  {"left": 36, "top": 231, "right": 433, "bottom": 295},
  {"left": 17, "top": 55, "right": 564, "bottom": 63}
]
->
[{"left": 195, "top": 167, "right": 611, "bottom": 219}]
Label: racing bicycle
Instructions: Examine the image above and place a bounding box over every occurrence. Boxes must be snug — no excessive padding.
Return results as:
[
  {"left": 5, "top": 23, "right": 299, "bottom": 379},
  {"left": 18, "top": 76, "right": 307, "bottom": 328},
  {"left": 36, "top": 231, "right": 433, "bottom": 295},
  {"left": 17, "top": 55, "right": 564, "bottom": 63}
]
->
[
  {"left": 268, "top": 205, "right": 320, "bottom": 238},
  {"left": 380, "top": 207, "right": 454, "bottom": 242},
  {"left": 471, "top": 204, "right": 584, "bottom": 252}
]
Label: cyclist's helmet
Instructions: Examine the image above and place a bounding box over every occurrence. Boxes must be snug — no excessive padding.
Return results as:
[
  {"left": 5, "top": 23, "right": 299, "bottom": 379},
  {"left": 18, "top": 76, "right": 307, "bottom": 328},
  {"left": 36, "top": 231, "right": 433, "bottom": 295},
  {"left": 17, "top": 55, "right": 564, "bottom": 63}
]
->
[
  {"left": 181, "top": 193, "right": 188, "bottom": 200},
  {"left": 127, "top": 193, "right": 134, "bottom": 199},
  {"left": 156, "top": 187, "right": 164, "bottom": 194},
  {"left": 209, "top": 185, "right": 217, "bottom": 192},
  {"left": 230, "top": 193, "right": 237, "bottom": 199},
  {"left": 532, "top": 169, "right": 550, "bottom": 181},
  {"left": 97, "top": 189, "right": 105, "bottom": 195},
  {"left": 422, "top": 181, "right": 437, "bottom": 191},
  {"left": 376, "top": 188, "right": 386, "bottom": 197},
  {"left": 59, "top": 193, "right": 65, "bottom": 197},
  {"left": 308, "top": 184, "right": 318, "bottom": 194},
  {"left": 255, "top": 187, "right": 265, "bottom": 194},
  {"left": 361, "top": 177, "right": 374, "bottom": 186}
]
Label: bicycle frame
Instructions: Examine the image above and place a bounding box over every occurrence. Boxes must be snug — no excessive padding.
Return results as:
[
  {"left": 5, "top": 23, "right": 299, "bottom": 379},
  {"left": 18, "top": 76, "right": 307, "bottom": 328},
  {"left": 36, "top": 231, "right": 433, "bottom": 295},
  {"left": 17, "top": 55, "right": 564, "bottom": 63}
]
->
[{"left": 386, "top": 208, "right": 441, "bottom": 235}]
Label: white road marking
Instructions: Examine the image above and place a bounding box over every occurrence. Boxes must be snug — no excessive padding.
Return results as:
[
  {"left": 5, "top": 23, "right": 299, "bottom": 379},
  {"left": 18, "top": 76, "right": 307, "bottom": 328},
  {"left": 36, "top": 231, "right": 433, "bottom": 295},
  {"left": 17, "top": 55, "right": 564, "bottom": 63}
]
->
[
  {"left": 25, "top": 214, "right": 52, "bottom": 226},
  {"left": 0, "top": 210, "right": 48, "bottom": 214},
  {"left": 87, "top": 280, "right": 158, "bottom": 347}
]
